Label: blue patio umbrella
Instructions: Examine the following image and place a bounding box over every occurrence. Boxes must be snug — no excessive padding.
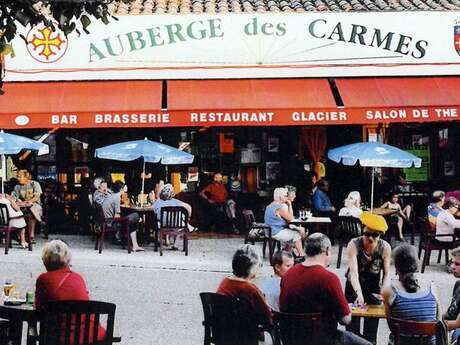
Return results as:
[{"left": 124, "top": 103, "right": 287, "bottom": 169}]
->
[
  {"left": 328, "top": 142, "right": 421, "bottom": 210},
  {"left": 0, "top": 130, "right": 49, "bottom": 193},
  {"left": 95, "top": 138, "right": 194, "bottom": 198}
]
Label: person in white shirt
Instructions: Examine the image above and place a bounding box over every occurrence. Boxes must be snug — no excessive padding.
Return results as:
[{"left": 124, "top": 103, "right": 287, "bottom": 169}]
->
[
  {"left": 0, "top": 193, "right": 28, "bottom": 248},
  {"left": 339, "top": 191, "right": 363, "bottom": 219},
  {"left": 259, "top": 250, "right": 294, "bottom": 312},
  {"left": 436, "top": 197, "right": 460, "bottom": 242}
]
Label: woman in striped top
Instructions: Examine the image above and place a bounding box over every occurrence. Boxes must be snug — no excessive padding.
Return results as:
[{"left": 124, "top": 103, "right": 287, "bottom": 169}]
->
[{"left": 382, "top": 244, "right": 441, "bottom": 345}]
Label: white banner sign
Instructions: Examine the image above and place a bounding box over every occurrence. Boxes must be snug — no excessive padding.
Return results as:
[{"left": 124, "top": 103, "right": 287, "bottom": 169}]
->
[{"left": 5, "top": 12, "right": 460, "bottom": 81}]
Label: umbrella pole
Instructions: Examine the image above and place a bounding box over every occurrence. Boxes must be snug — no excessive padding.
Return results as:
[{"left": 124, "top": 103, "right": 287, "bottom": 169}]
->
[
  {"left": 141, "top": 160, "right": 146, "bottom": 206},
  {"left": 371, "top": 167, "right": 375, "bottom": 212},
  {"left": 1, "top": 155, "right": 4, "bottom": 194}
]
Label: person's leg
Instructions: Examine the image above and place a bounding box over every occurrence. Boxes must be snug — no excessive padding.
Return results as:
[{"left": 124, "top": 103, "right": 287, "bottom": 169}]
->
[
  {"left": 28, "top": 218, "right": 37, "bottom": 241},
  {"left": 397, "top": 216, "right": 404, "bottom": 240},
  {"left": 362, "top": 318, "right": 378, "bottom": 344},
  {"left": 126, "top": 213, "right": 143, "bottom": 251},
  {"left": 225, "top": 199, "right": 239, "bottom": 234},
  {"left": 345, "top": 318, "right": 361, "bottom": 339},
  {"left": 19, "top": 228, "right": 28, "bottom": 248},
  {"left": 294, "top": 238, "right": 306, "bottom": 257},
  {"left": 173, "top": 232, "right": 183, "bottom": 249}
]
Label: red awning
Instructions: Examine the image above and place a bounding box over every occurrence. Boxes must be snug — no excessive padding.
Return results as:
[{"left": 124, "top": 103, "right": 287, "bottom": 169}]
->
[
  {"left": 1, "top": 77, "right": 459, "bottom": 129},
  {"left": 0, "top": 81, "right": 166, "bottom": 129},
  {"left": 167, "top": 79, "right": 342, "bottom": 127},
  {"left": 335, "top": 77, "right": 460, "bottom": 123}
]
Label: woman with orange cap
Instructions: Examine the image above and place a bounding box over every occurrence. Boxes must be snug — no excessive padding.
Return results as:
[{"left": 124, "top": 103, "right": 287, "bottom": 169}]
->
[{"left": 345, "top": 211, "right": 392, "bottom": 344}]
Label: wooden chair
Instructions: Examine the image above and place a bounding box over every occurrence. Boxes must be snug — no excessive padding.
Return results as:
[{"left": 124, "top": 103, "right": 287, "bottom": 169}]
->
[
  {"left": 157, "top": 206, "right": 189, "bottom": 256},
  {"left": 94, "top": 205, "right": 131, "bottom": 254},
  {"left": 336, "top": 216, "right": 362, "bottom": 268},
  {"left": 34, "top": 300, "right": 121, "bottom": 345},
  {"left": 243, "top": 209, "right": 280, "bottom": 261},
  {"left": 0, "top": 203, "right": 32, "bottom": 254},
  {"left": 418, "top": 217, "right": 458, "bottom": 273},
  {"left": 272, "top": 311, "right": 322, "bottom": 345},
  {"left": 199, "top": 292, "right": 269, "bottom": 345},
  {"left": 388, "top": 317, "right": 439, "bottom": 345},
  {"left": 0, "top": 319, "right": 8, "bottom": 345}
]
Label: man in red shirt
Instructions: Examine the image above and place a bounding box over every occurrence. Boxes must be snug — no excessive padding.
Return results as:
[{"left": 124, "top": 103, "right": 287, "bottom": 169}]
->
[
  {"left": 279, "top": 233, "right": 371, "bottom": 345},
  {"left": 200, "top": 172, "right": 239, "bottom": 234}
]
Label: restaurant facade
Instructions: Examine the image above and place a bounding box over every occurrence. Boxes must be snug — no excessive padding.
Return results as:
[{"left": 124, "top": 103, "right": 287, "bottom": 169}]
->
[{"left": 0, "top": 10, "right": 459, "bottom": 226}]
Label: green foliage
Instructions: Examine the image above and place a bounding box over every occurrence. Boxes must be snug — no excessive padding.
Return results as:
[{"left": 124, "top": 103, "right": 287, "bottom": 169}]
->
[{"left": 0, "top": 0, "right": 121, "bottom": 53}]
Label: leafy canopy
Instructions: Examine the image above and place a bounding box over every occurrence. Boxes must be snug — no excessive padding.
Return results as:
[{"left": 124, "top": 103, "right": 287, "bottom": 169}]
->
[{"left": 0, "top": 0, "right": 125, "bottom": 52}]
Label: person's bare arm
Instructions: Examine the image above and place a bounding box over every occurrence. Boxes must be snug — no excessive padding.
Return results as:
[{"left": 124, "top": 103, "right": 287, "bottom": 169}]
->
[
  {"left": 381, "top": 242, "right": 392, "bottom": 288},
  {"left": 381, "top": 284, "right": 393, "bottom": 320},
  {"left": 278, "top": 206, "right": 294, "bottom": 223},
  {"left": 346, "top": 241, "right": 364, "bottom": 304},
  {"left": 381, "top": 201, "right": 389, "bottom": 209}
]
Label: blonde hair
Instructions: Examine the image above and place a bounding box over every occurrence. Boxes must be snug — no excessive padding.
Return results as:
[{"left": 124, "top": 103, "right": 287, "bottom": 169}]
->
[
  {"left": 41, "top": 240, "right": 72, "bottom": 271},
  {"left": 273, "top": 187, "right": 288, "bottom": 201}
]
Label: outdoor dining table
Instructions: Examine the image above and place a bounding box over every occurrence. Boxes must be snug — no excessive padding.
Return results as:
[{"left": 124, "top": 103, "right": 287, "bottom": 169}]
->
[
  {"left": 350, "top": 304, "right": 386, "bottom": 319},
  {"left": 370, "top": 208, "right": 398, "bottom": 217},
  {"left": 289, "top": 217, "right": 333, "bottom": 242},
  {"left": 0, "top": 302, "right": 37, "bottom": 345},
  {"left": 121, "top": 204, "right": 157, "bottom": 244}
]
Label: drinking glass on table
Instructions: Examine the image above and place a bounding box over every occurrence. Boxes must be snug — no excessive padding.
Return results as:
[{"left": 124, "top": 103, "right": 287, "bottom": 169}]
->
[{"left": 3, "top": 281, "right": 15, "bottom": 300}]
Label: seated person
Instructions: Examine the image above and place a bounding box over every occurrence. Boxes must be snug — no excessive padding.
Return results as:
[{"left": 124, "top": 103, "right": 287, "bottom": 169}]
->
[
  {"left": 427, "top": 190, "right": 445, "bottom": 231},
  {"left": 445, "top": 247, "right": 460, "bottom": 344},
  {"left": 382, "top": 244, "right": 439, "bottom": 345},
  {"left": 345, "top": 212, "right": 391, "bottom": 344},
  {"left": 312, "top": 179, "right": 335, "bottom": 216},
  {"left": 284, "top": 185, "right": 297, "bottom": 218},
  {"left": 35, "top": 240, "right": 106, "bottom": 345},
  {"left": 264, "top": 187, "right": 307, "bottom": 259},
  {"left": 154, "top": 184, "right": 196, "bottom": 250},
  {"left": 259, "top": 250, "right": 294, "bottom": 312},
  {"left": 0, "top": 193, "right": 28, "bottom": 248},
  {"left": 200, "top": 172, "right": 239, "bottom": 234},
  {"left": 339, "top": 191, "right": 363, "bottom": 219},
  {"left": 93, "top": 179, "right": 111, "bottom": 206},
  {"left": 435, "top": 197, "right": 460, "bottom": 242},
  {"left": 380, "top": 193, "right": 411, "bottom": 241},
  {"left": 102, "top": 181, "right": 144, "bottom": 252},
  {"left": 217, "top": 244, "right": 272, "bottom": 328},
  {"left": 12, "top": 169, "right": 42, "bottom": 243},
  {"left": 280, "top": 233, "right": 371, "bottom": 345}
]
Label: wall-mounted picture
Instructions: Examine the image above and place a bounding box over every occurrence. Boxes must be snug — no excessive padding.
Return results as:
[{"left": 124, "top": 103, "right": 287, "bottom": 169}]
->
[
  {"left": 268, "top": 137, "right": 279, "bottom": 152},
  {"left": 266, "top": 161, "right": 281, "bottom": 181},
  {"left": 241, "top": 147, "right": 261, "bottom": 164}
]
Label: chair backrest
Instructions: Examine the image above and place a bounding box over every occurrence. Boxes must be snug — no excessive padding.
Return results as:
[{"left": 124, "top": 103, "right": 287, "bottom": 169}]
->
[
  {"left": 199, "top": 292, "right": 260, "bottom": 345},
  {"left": 273, "top": 311, "right": 322, "bottom": 345},
  {"left": 39, "top": 300, "right": 117, "bottom": 345},
  {"left": 159, "top": 206, "right": 189, "bottom": 229},
  {"left": 0, "top": 203, "right": 10, "bottom": 227},
  {"left": 242, "top": 210, "right": 256, "bottom": 232},
  {"left": 388, "top": 317, "right": 437, "bottom": 345},
  {"left": 338, "top": 216, "right": 362, "bottom": 239}
]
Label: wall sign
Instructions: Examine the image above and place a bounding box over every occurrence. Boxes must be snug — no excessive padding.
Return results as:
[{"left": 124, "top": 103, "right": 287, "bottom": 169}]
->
[{"left": 5, "top": 12, "right": 460, "bottom": 81}]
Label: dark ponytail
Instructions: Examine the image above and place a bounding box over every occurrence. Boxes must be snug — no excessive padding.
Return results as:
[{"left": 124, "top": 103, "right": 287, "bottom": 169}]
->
[
  {"left": 393, "top": 244, "right": 420, "bottom": 293},
  {"left": 400, "top": 272, "right": 419, "bottom": 293}
]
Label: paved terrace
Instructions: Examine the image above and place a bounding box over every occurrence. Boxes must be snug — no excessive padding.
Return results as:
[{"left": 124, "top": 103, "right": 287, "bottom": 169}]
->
[{"left": 0, "top": 233, "right": 455, "bottom": 345}]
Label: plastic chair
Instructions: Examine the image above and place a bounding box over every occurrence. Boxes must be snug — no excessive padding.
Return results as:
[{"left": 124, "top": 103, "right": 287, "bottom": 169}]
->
[
  {"left": 157, "top": 206, "right": 189, "bottom": 256},
  {"left": 418, "top": 217, "right": 458, "bottom": 273},
  {"left": 34, "top": 300, "right": 121, "bottom": 345},
  {"left": 388, "top": 317, "right": 439, "bottom": 345},
  {"left": 94, "top": 205, "right": 131, "bottom": 254},
  {"left": 272, "top": 311, "right": 322, "bottom": 345},
  {"left": 243, "top": 209, "right": 280, "bottom": 261},
  {"left": 199, "top": 292, "right": 268, "bottom": 345},
  {"left": 0, "top": 203, "right": 32, "bottom": 254},
  {"left": 336, "top": 216, "right": 362, "bottom": 268}
]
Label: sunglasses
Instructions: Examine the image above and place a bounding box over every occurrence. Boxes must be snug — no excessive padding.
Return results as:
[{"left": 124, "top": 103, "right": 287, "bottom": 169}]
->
[{"left": 363, "top": 232, "right": 380, "bottom": 238}]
